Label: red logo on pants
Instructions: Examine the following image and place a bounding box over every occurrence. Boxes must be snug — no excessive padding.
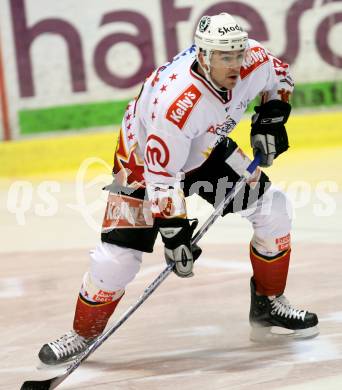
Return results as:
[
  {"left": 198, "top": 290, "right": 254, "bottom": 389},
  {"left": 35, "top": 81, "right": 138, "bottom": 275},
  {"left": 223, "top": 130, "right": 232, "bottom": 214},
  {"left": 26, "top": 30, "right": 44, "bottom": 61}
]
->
[{"left": 276, "top": 233, "right": 291, "bottom": 251}]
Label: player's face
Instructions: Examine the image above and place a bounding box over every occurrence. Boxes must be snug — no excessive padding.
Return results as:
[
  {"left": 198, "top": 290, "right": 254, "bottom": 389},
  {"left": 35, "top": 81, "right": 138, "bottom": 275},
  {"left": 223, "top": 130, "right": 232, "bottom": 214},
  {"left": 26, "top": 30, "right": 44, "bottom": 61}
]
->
[{"left": 209, "top": 50, "right": 245, "bottom": 90}]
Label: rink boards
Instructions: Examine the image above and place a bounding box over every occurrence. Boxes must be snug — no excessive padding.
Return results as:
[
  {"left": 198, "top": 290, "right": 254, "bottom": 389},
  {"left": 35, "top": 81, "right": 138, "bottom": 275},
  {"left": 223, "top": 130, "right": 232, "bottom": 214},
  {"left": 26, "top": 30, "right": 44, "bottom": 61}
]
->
[{"left": 1, "top": 111, "right": 342, "bottom": 179}]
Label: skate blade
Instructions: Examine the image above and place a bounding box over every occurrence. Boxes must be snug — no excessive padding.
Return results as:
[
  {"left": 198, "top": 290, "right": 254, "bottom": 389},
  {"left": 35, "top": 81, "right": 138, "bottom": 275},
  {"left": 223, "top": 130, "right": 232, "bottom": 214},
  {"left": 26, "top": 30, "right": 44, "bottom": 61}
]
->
[
  {"left": 250, "top": 325, "right": 319, "bottom": 343},
  {"left": 36, "top": 357, "right": 76, "bottom": 371}
]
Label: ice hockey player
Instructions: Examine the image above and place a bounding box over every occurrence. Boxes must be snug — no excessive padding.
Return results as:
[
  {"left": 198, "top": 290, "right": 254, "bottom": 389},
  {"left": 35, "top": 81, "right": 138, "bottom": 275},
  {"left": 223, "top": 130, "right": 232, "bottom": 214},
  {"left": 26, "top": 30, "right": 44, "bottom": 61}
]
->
[{"left": 38, "top": 12, "right": 319, "bottom": 365}]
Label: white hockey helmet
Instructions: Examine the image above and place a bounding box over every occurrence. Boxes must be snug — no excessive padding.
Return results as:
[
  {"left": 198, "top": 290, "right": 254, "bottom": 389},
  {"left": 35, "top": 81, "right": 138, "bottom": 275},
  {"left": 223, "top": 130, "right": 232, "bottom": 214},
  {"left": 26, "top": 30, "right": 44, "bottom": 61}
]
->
[
  {"left": 194, "top": 13, "right": 248, "bottom": 90},
  {"left": 195, "top": 13, "right": 248, "bottom": 53}
]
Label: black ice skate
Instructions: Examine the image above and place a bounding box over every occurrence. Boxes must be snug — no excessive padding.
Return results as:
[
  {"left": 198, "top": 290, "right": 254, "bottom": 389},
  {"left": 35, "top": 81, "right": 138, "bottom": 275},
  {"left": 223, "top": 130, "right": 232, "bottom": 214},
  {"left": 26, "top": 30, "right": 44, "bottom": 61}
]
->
[
  {"left": 249, "top": 278, "right": 319, "bottom": 342},
  {"left": 38, "top": 330, "right": 94, "bottom": 365}
]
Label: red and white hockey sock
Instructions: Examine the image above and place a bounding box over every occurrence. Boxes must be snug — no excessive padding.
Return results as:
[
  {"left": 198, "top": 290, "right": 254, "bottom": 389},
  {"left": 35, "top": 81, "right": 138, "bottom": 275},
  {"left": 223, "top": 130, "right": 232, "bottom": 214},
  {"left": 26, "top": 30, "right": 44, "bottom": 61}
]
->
[
  {"left": 250, "top": 244, "right": 290, "bottom": 296},
  {"left": 73, "top": 272, "right": 124, "bottom": 339}
]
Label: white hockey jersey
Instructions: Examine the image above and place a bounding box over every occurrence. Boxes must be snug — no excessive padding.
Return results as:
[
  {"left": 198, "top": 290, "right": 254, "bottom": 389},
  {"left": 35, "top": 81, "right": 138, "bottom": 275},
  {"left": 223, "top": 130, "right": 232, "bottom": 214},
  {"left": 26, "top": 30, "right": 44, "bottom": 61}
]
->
[{"left": 112, "top": 39, "right": 293, "bottom": 218}]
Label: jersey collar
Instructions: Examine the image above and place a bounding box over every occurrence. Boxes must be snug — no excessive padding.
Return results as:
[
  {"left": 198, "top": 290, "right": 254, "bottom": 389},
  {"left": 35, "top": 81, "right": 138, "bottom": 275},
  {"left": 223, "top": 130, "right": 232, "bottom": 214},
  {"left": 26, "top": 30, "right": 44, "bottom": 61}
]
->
[{"left": 190, "top": 60, "right": 232, "bottom": 104}]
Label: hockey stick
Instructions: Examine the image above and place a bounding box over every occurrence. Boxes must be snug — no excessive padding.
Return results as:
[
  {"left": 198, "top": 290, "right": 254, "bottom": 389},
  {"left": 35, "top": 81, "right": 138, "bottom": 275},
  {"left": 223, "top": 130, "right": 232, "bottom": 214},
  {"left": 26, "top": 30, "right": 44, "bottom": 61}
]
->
[{"left": 20, "top": 154, "right": 261, "bottom": 390}]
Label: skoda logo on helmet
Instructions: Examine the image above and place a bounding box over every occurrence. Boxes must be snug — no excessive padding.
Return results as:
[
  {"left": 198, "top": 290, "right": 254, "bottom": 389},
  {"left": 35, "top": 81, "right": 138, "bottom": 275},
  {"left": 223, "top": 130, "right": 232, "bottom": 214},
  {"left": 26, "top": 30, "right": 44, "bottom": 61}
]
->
[
  {"left": 199, "top": 16, "right": 211, "bottom": 32},
  {"left": 218, "top": 24, "right": 243, "bottom": 36}
]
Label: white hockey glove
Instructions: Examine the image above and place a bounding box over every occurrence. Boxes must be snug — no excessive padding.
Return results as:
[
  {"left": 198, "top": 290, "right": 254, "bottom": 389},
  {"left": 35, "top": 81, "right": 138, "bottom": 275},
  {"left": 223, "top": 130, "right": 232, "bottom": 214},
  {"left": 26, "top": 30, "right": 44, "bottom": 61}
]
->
[
  {"left": 158, "top": 218, "right": 201, "bottom": 278},
  {"left": 251, "top": 100, "right": 291, "bottom": 167}
]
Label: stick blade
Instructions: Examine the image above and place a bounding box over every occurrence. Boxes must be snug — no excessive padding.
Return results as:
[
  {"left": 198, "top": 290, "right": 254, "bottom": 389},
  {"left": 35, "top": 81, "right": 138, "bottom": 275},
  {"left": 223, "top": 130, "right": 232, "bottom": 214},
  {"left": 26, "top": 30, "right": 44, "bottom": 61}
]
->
[{"left": 20, "top": 378, "right": 55, "bottom": 390}]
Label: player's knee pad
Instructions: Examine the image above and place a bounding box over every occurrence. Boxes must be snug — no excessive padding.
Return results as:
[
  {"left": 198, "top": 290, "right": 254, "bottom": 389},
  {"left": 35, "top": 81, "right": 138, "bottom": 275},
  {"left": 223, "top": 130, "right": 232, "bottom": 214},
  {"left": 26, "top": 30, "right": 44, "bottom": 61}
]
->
[
  {"left": 249, "top": 186, "right": 292, "bottom": 256},
  {"left": 89, "top": 242, "right": 142, "bottom": 291}
]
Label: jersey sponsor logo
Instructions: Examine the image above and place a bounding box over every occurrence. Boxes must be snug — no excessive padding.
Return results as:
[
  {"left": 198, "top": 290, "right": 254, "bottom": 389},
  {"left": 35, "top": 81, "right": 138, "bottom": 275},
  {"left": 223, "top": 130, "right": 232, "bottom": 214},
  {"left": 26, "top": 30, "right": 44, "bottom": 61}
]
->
[
  {"left": 166, "top": 84, "right": 202, "bottom": 129},
  {"left": 145, "top": 134, "right": 171, "bottom": 176},
  {"left": 216, "top": 117, "right": 237, "bottom": 137},
  {"left": 207, "top": 116, "right": 237, "bottom": 145},
  {"left": 240, "top": 46, "right": 269, "bottom": 79},
  {"left": 236, "top": 98, "right": 251, "bottom": 110}
]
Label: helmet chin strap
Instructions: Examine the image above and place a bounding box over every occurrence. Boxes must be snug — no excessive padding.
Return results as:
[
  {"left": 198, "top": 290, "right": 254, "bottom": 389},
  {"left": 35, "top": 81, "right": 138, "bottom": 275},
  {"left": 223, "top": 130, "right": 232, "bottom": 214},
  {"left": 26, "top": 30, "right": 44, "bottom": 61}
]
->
[{"left": 199, "top": 52, "right": 226, "bottom": 92}]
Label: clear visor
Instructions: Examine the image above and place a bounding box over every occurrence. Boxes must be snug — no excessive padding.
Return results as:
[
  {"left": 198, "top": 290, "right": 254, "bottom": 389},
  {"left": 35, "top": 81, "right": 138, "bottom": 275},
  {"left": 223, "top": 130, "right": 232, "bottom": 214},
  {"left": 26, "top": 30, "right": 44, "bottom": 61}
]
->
[{"left": 208, "top": 49, "right": 245, "bottom": 69}]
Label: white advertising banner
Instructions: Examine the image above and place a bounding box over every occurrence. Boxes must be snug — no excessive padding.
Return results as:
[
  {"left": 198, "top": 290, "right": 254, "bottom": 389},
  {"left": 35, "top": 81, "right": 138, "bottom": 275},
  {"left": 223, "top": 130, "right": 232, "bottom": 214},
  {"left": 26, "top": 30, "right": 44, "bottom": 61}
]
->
[{"left": 0, "top": 0, "right": 341, "bottom": 139}]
